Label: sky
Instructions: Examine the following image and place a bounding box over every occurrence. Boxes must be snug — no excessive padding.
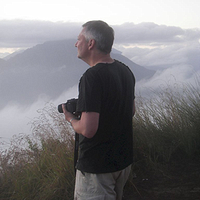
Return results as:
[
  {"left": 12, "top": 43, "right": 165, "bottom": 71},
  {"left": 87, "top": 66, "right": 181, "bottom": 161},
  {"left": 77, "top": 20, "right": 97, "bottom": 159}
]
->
[
  {"left": 0, "top": 0, "right": 200, "bottom": 148},
  {"left": 1, "top": 0, "right": 200, "bottom": 55},
  {"left": 1, "top": 0, "right": 200, "bottom": 29}
]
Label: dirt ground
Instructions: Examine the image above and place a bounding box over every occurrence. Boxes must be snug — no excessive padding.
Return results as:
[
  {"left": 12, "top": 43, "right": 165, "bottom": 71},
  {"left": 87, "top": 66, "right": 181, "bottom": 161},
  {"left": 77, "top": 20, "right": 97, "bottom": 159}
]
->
[{"left": 123, "top": 159, "right": 200, "bottom": 200}]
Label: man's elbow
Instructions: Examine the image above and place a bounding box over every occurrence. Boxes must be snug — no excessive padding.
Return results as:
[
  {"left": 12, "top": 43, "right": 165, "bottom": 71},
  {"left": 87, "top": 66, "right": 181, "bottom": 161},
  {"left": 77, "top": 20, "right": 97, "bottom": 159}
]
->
[{"left": 82, "top": 127, "right": 97, "bottom": 138}]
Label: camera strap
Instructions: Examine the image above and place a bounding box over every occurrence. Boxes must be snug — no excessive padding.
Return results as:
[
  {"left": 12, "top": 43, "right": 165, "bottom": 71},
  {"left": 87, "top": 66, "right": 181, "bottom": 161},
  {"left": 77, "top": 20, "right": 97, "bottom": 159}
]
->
[{"left": 74, "top": 132, "right": 79, "bottom": 175}]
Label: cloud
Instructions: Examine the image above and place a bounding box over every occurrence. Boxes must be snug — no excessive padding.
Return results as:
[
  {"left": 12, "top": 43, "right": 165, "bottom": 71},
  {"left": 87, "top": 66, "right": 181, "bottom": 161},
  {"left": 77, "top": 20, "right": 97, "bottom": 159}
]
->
[
  {"left": 120, "top": 42, "right": 200, "bottom": 69},
  {"left": 113, "top": 23, "right": 200, "bottom": 72},
  {"left": 114, "top": 22, "right": 186, "bottom": 44},
  {"left": 1, "top": 20, "right": 199, "bottom": 96},
  {"left": 1, "top": 20, "right": 200, "bottom": 49},
  {"left": 136, "top": 64, "right": 200, "bottom": 97},
  {"left": 0, "top": 20, "right": 199, "bottom": 145},
  {"left": 0, "top": 84, "right": 78, "bottom": 145},
  {"left": 0, "top": 20, "right": 82, "bottom": 48},
  {"left": 114, "top": 22, "right": 200, "bottom": 45},
  {"left": 1, "top": 20, "right": 199, "bottom": 97}
]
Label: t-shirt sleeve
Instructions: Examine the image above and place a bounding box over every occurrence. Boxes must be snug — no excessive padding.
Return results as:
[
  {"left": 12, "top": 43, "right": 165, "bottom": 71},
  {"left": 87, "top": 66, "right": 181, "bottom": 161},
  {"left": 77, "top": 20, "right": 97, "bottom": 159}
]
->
[{"left": 77, "top": 69, "right": 102, "bottom": 113}]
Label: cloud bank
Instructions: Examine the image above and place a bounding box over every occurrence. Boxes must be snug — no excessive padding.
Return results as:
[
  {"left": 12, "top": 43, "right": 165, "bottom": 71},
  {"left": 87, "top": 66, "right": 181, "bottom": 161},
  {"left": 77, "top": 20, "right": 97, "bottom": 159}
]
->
[
  {"left": 0, "top": 20, "right": 199, "bottom": 144},
  {"left": 1, "top": 20, "right": 199, "bottom": 71},
  {"left": 1, "top": 20, "right": 200, "bottom": 48},
  {"left": 0, "top": 85, "right": 78, "bottom": 144},
  {"left": 0, "top": 20, "right": 82, "bottom": 49}
]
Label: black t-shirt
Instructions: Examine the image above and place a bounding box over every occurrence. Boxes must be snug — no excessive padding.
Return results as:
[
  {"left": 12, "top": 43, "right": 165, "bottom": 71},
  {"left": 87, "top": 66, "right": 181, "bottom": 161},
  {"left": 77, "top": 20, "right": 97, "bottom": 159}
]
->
[{"left": 76, "top": 60, "right": 135, "bottom": 173}]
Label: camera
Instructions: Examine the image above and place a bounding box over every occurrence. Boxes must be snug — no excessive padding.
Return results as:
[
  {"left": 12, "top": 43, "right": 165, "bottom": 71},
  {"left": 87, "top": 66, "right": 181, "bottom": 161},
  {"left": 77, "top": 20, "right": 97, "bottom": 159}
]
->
[{"left": 58, "top": 98, "right": 78, "bottom": 114}]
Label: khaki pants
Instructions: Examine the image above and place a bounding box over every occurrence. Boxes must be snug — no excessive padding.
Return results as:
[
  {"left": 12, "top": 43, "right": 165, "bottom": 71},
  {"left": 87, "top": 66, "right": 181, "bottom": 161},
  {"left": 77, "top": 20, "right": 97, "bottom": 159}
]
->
[{"left": 74, "top": 165, "right": 131, "bottom": 200}]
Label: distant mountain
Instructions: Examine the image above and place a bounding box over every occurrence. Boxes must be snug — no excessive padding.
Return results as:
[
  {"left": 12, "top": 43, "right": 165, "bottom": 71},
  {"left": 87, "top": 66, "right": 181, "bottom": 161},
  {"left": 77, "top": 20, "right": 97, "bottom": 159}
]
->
[
  {"left": 3, "top": 49, "right": 25, "bottom": 61},
  {"left": 0, "top": 39, "right": 155, "bottom": 109},
  {"left": 0, "top": 58, "right": 6, "bottom": 67}
]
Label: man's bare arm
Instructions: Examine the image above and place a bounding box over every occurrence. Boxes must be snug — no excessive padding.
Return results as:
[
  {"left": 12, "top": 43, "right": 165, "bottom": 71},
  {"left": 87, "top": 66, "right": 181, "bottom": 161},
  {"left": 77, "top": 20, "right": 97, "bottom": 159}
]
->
[{"left": 62, "top": 104, "right": 99, "bottom": 138}]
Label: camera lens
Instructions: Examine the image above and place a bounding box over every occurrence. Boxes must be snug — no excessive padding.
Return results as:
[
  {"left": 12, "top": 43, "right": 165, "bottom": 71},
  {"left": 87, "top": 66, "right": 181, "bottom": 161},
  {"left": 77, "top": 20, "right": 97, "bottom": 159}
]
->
[{"left": 58, "top": 104, "right": 63, "bottom": 113}]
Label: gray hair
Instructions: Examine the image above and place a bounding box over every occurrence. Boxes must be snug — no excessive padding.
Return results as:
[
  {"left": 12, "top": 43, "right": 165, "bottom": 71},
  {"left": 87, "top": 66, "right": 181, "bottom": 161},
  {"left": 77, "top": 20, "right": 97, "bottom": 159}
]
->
[{"left": 82, "top": 20, "right": 114, "bottom": 54}]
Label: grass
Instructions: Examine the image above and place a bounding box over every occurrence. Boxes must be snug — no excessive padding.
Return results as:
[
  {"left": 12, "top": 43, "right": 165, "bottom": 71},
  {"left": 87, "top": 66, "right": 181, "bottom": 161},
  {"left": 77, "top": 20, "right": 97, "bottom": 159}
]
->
[
  {"left": 133, "top": 82, "right": 200, "bottom": 167},
  {"left": 0, "top": 104, "right": 75, "bottom": 200},
  {"left": 0, "top": 82, "right": 200, "bottom": 199}
]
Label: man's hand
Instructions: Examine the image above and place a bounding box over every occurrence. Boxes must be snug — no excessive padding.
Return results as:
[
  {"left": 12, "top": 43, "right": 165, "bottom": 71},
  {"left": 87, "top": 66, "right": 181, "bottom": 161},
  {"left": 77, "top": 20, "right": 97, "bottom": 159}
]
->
[{"left": 62, "top": 104, "right": 75, "bottom": 123}]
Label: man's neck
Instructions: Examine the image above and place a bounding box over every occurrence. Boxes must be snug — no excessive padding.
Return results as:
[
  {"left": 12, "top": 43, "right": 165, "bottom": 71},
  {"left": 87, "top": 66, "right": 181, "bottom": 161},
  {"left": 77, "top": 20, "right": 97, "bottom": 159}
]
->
[{"left": 88, "top": 52, "right": 114, "bottom": 67}]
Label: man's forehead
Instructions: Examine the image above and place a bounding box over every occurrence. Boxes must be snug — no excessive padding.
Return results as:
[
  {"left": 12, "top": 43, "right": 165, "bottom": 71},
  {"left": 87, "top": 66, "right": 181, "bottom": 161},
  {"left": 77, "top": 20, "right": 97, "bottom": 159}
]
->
[
  {"left": 78, "top": 28, "right": 86, "bottom": 38},
  {"left": 80, "top": 28, "right": 86, "bottom": 34}
]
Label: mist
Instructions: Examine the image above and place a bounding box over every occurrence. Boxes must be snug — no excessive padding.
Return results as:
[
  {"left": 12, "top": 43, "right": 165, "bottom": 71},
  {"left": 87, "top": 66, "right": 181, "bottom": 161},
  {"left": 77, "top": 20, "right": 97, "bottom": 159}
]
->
[
  {"left": 0, "top": 85, "right": 78, "bottom": 147},
  {"left": 1, "top": 63, "right": 199, "bottom": 145},
  {"left": 0, "top": 20, "right": 199, "bottom": 148}
]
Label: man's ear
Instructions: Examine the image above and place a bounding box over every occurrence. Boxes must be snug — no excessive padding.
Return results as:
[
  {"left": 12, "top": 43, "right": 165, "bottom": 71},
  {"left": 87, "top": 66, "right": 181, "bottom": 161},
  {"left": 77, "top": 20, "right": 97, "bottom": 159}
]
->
[{"left": 88, "top": 39, "right": 95, "bottom": 50}]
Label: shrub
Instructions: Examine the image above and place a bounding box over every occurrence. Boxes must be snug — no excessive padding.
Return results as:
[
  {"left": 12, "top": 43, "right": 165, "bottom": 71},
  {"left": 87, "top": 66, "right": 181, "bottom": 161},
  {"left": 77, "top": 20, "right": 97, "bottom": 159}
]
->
[
  {"left": 0, "top": 104, "right": 75, "bottom": 200},
  {"left": 0, "top": 82, "right": 199, "bottom": 199},
  {"left": 133, "top": 82, "right": 200, "bottom": 169}
]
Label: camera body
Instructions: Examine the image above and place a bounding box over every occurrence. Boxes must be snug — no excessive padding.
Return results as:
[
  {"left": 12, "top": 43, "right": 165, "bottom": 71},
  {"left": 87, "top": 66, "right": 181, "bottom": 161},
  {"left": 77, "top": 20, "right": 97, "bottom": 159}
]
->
[{"left": 58, "top": 98, "right": 78, "bottom": 114}]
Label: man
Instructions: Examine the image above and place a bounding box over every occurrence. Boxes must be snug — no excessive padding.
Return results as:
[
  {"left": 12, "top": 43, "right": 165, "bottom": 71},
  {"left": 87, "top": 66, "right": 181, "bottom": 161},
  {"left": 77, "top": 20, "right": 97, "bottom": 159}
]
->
[{"left": 62, "top": 20, "right": 135, "bottom": 200}]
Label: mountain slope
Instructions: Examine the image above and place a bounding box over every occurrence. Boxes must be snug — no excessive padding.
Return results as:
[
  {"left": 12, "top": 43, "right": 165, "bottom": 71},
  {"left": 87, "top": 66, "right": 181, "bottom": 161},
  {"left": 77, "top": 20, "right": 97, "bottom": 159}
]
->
[
  {"left": 0, "top": 58, "right": 6, "bottom": 69},
  {"left": 0, "top": 39, "right": 155, "bottom": 109}
]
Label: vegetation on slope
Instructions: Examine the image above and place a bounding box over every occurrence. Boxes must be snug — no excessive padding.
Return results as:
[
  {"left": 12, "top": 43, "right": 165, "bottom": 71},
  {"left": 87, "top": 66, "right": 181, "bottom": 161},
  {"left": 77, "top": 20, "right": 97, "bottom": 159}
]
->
[{"left": 0, "top": 82, "right": 199, "bottom": 199}]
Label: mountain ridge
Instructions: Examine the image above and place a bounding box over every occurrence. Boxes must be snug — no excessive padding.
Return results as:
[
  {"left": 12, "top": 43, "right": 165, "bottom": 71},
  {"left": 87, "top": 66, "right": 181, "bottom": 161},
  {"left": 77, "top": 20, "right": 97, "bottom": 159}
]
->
[{"left": 0, "top": 39, "right": 155, "bottom": 109}]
